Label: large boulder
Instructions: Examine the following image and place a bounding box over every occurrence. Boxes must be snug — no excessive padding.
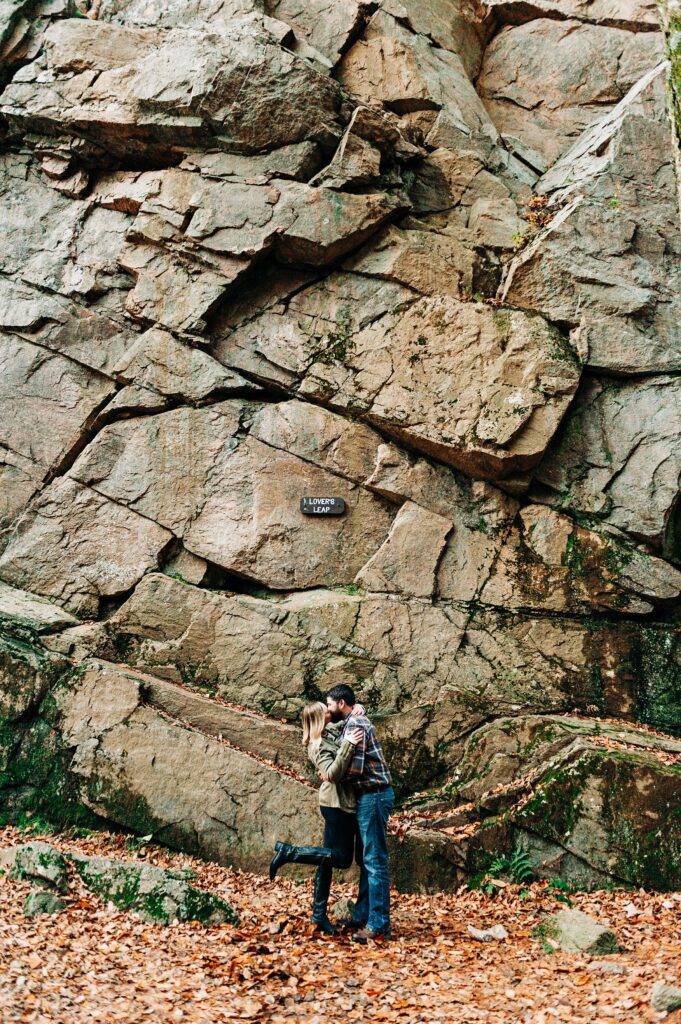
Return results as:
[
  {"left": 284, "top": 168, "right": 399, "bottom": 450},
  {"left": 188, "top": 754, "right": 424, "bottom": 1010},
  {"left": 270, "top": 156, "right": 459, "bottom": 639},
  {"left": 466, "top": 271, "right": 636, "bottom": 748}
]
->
[
  {"left": 478, "top": 18, "right": 664, "bottom": 167},
  {"left": 68, "top": 400, "right": 396, "bottom": 589},
  {"left": 0, "top": 478, "right": 172, "bottom": 616},
  {"left": 54, "top": 660, "right": 324, "bottom": 870},
  {"left": 396, "top": 713, "right": 681, "bottom": 890},
  {"left": 0, "top": 18, "right": 343, "bottom": 162},
  {"left": 8, "top": 840, "right": 69, "bottom": 891},
  {"left": 45, "top": 573, "right": 681, "bottom": 776},
  {"left": 0, "top": 152, "right": 132, "bottom": 306},
  {"left": 3, "top": 838, "right": 238, "bottom": 924},
  {"left": 479, "top": 504, "right": 681, "bottom": 615},
  {"left": 338, "top": 10, "right": 495, "bottom": 140},
  {"left": 0, "top": 630, "right": 71, "bottom": 722},
  {"left": 98, "top": 0, "right": 264, "bottom": 30},
  {"left": 533, "top": 375, "right": 681, "bottom": 555},
  {"left": 487, "top": 1, "right": 660, "bottom": 32},
  {"left": 512, "top": 740, "right": 681, "bottom": 889},
  {"left": 384, "top": 0, "right": 492, "bottom": 80},
  {"left": 0, "top": 581, "right": 79, "bottom": 639},
  {"left": 502, "top": 63, "right": 681, "bottom": 375},
  {"left": 126, "top": 165, "right": 402, "bottom": 267},
  {"left": 214, "top": 290, "right": 582, "bottom": 480},
  {"left": 0, "top": 335, "right": 115, "bottom": 478},
  {"left": 453, "top": 714, "right": 681, "bottom": 801},
  {"left": 72, "top": 853, "right": 237, "bottom": 924},
  {"left": 534, "top": 909, "right": 619, "bottom": 954},
  {"left": 451, "top": 714, "right": 681, "bottom": 889}
]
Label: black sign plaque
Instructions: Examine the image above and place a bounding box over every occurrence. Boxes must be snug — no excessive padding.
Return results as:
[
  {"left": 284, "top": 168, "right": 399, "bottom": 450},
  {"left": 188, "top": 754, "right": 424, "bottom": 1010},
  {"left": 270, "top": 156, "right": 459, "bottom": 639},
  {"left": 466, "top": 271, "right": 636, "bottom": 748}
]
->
[{"left": 300, "top": 496, "right": 346, "bottom": 516}]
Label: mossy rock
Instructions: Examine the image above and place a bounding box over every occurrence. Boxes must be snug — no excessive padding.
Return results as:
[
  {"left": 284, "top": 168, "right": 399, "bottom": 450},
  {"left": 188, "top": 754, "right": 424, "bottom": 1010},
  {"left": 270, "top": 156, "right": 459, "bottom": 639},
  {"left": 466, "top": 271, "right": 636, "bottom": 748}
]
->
[
  {"left": 10, "top": 841, "right": 69, "bottom": 892},
  {"left": 513, "top": 745, "right": 681, "bottom": 890},
  {"left": 636, "top": 627, "right": 681, "bottom": 735},
  {"left": 533, "top": 909, "right": 619, "bottom": 955},
  {"left": 24, "top": 887, "right": 66, "bottom": 917},
  {"left": 389, "top": 828, "right": 466, "bottom": 893},
  {"left": 72, "top": 854, "right": 238, "bottom": 925}
]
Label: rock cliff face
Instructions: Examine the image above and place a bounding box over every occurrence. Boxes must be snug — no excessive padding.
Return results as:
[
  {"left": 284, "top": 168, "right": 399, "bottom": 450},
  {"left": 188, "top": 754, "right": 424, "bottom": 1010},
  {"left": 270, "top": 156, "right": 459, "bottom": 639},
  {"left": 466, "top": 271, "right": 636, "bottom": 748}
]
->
[{"left": 0, "top": 0, "right": 680, "bottom": 889}]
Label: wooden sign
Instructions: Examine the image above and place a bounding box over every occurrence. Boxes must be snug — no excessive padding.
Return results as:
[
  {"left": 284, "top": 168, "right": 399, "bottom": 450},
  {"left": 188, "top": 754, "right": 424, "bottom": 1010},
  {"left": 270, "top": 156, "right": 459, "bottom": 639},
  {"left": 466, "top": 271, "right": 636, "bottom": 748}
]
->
[{"left": 300, "top": 497, "right": 346, "bottom": 516}]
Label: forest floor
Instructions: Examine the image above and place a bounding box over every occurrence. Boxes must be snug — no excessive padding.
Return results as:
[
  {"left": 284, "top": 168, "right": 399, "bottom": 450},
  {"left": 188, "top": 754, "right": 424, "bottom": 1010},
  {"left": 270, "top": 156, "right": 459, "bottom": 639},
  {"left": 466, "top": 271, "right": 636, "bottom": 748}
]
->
[{"left": 0, "top": 824, "right": 680, "bottom": 1024}]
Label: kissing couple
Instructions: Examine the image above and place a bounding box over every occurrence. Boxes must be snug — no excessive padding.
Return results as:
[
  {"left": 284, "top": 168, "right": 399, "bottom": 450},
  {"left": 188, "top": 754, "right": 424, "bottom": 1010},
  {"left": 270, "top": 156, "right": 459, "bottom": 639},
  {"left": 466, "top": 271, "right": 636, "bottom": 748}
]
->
[{"left": 269, "top": 684, "right": 394, "bottom": 943}]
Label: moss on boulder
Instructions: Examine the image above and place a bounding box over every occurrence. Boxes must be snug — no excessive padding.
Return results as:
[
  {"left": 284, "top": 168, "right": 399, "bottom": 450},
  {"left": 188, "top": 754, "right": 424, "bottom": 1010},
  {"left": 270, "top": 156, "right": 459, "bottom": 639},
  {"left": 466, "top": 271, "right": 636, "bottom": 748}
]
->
[{"left": 72, "top": 854, "right": 238, "bottom": 925}]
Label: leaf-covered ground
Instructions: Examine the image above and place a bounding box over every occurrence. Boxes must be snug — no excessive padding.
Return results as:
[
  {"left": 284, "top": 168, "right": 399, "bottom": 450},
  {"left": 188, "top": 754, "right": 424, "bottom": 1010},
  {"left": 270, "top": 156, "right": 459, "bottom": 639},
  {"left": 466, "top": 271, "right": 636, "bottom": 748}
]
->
[{"left": 0, "top": 825, "right": 679, "bottom": 1024}]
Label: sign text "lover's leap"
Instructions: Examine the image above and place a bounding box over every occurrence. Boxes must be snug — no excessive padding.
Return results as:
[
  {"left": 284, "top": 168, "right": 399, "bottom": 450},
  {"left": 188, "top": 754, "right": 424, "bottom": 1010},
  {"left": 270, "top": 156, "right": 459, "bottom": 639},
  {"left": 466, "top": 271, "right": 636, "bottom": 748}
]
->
[{"left": 300, "top": 497, "right": 346, "bottom": 516}]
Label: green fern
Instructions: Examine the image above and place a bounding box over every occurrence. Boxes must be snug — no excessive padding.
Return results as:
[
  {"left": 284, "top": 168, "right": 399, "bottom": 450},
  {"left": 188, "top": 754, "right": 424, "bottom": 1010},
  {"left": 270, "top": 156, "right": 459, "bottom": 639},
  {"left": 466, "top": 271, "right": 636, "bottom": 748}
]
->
[
  {"left": 509, "top": 848, "right": 534, "bottom": 884},
  {"left": 489, "top": 856, "right": 509, "bottom": 876}
]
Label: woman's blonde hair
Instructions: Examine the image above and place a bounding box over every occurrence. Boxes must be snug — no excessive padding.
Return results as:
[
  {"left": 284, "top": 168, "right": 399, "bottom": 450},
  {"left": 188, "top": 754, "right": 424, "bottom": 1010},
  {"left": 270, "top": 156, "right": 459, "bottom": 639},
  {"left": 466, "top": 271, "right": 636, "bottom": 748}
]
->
[{"left": 302, "top": 701, "right": 326, "bottom": 747}]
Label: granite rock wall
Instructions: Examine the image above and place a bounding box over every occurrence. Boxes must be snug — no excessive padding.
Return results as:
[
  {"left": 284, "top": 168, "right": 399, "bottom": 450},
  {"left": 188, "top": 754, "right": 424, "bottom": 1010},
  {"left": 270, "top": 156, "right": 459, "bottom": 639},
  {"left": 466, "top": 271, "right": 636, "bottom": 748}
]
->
[{"left": 0, "top": 0, "right": 679, "bottom": 887}]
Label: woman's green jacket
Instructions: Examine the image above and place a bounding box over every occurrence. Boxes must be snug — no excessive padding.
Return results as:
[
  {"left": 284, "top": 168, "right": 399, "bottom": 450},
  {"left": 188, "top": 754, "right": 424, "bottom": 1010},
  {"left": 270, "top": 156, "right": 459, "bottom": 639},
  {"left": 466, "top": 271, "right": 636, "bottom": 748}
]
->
[{"left": 307, "top": 721, "right": 356, "bottom": 814}]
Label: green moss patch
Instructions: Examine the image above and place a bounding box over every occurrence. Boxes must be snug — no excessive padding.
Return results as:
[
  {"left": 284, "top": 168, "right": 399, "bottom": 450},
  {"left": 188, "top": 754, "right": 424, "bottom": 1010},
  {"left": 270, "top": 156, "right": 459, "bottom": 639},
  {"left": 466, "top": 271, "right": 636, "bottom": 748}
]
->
[{"left": 73, "top": 855, "right": 237, "bottom": 925}]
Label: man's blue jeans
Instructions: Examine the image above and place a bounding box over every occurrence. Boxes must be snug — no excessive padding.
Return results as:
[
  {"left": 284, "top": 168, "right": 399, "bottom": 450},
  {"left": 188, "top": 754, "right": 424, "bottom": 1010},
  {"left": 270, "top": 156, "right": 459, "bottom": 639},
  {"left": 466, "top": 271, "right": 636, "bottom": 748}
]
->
[{"left": 352, "top": 786, "right": 394, "bottom": 933}]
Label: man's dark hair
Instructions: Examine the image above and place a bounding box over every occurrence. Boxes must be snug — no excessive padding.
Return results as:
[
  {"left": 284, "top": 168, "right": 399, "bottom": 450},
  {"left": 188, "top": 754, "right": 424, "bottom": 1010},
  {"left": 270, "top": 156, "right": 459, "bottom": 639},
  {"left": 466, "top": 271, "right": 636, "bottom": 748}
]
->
[{"left": 326, "top": 683, "right": 356, "bottom": 706}]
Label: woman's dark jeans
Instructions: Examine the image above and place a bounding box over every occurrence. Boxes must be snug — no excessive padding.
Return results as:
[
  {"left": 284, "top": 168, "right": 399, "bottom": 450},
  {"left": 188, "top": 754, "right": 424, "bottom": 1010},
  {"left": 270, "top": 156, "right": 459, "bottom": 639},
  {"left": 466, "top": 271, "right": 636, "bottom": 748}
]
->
[{"left": 313, "top": 807, "right": 362, "bottom": 922}]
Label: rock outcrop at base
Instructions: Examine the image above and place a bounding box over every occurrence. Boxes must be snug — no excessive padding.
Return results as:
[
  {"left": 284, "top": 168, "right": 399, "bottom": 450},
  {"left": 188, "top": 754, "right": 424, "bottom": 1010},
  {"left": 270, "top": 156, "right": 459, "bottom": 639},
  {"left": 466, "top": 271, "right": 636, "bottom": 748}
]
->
[
  {"left": 0, "top": 0, "right": 679, "bottom": 889},
  {"left": 3, "top": 841, "right": 237, "bottom": 924},
  {"left": 391, "top": 714, "right": 681, "bottom": 892}
]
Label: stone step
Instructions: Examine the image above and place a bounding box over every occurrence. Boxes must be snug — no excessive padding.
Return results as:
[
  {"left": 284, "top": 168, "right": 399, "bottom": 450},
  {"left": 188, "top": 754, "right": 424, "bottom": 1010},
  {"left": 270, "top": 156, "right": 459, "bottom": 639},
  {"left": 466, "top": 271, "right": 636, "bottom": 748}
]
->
[{"left": 141, "top": 675, "right": 310, "bottom": 776}]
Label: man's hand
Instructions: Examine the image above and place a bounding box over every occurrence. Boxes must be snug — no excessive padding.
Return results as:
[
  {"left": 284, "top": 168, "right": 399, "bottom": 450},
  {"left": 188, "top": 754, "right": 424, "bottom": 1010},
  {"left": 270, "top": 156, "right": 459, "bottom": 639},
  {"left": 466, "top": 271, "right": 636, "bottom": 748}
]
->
[
  {"left": 319, "top": 771, "right": 329, "bottom": 782},
  {"left": 344, "top": 725, "right": 363, "bottom": 746}
]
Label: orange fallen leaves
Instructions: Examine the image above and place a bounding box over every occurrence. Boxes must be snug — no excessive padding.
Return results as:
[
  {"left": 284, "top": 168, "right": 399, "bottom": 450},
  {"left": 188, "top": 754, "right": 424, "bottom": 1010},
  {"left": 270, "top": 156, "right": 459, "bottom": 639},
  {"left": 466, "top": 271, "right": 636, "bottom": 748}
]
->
[{"left": 0, "top": 824, "right": 679, "bottom": 1024}]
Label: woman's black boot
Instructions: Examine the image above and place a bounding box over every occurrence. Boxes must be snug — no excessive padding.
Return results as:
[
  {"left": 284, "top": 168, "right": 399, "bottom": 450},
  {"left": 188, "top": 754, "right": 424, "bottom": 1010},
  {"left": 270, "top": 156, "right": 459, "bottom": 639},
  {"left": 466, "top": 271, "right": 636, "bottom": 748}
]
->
[
  {"left": 311, "top": 861, "right": 336, "bottom": 935},
  {"left": 269, "top": 841, "right": 334, "bottom": 881},
  {"left": 269, "top": 842, "right": 294, "bottom": 880}
]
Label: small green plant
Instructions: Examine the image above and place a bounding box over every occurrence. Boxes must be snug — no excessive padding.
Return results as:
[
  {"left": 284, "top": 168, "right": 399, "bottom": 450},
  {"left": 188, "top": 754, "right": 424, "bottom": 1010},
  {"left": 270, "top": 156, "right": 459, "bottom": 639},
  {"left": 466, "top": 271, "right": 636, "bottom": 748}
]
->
[
  {"left": 164, "top": 569, "right": 190, "bottom": 585},
  {"left": 511, "top": 232, "right": 528, "bottom": 250},
  {"left": 565, "top": 532, "right": 588, "bottom": 578},
  {"left": 469, "top": 873, "right": 498, "bottom": 896},
  {"left": 17, "top": 814, "right": 56, "bottom": 836},
  {"left": 546, "top": 878, "right": 574, "bottom": 906},
  {"left": 489, "top": 855, "right": 509, "bottom": 876},
  {"left": 470, "top": 847, "right": 535, "bottom": 894},
  {"left": 125, "top": 833, "right": 153, "bottom": 853},
  {"left": 333, "top": 583, "right": 362, "bottom": 596},
  {"left": 508, "top": 848, "right": 534, "bottom": 884},
  {"left": 319, "top": 307, "right": 354, "bottom": 364},
  {"left": 608, "top": 196, "right": 619, "bottom": 209},
  {"left": 68, "top": 826, "right": 96, "bottom": 840}
]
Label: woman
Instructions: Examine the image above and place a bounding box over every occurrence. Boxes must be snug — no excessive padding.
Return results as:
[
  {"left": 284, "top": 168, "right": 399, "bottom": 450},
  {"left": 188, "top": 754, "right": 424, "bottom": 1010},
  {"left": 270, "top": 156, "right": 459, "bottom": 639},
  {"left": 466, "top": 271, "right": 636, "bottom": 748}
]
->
[{"left": 269, "top": 701, "right": 361, "bottom": 935}]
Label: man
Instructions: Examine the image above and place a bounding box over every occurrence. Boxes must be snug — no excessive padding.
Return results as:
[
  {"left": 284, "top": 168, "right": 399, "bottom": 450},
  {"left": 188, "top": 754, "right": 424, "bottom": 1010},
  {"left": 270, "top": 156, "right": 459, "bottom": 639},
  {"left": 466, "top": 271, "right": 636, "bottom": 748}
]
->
[{"left": 325, "top": 683, "right": 394, "bottom": 943}]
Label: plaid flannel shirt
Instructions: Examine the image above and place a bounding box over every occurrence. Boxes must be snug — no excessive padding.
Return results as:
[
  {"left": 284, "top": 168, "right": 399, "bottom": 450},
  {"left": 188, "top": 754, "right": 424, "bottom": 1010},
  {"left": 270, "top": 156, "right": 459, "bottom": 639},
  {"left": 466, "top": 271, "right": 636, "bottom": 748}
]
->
[{"left": 341, "top": 712, "right": 392, "bottom": 792}]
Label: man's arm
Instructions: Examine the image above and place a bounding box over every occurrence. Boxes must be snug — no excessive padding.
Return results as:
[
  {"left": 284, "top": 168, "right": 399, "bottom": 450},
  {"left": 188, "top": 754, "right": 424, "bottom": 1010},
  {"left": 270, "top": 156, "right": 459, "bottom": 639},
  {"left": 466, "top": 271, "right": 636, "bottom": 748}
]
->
[{"left": 318, "top": 712, "right": 366, "bottom": 781}]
